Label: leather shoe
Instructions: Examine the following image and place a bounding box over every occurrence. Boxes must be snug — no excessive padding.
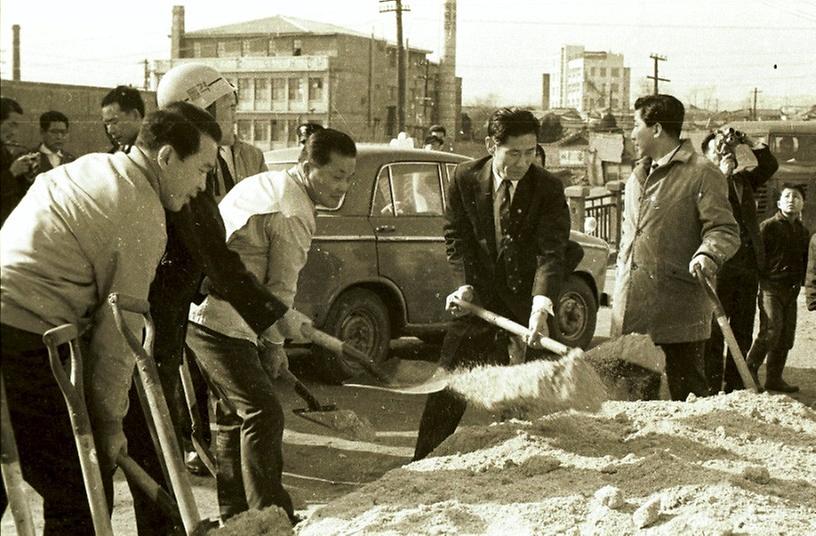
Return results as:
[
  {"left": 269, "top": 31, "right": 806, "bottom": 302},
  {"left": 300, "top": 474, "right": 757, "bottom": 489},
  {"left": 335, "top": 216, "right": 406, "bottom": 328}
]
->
[
  {"left": 764, "top": 378, "right": 799, "bottom": 393},
  {"left": 185, "top": 450, "right": 209, "bottom": 476}
]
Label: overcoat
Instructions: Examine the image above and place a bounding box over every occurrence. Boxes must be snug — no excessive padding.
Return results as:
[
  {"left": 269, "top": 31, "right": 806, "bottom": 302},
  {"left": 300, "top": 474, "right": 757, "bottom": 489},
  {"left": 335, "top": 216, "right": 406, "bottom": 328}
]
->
[{"left": 611, "top": 140, "right": 739, "bottom": 343}]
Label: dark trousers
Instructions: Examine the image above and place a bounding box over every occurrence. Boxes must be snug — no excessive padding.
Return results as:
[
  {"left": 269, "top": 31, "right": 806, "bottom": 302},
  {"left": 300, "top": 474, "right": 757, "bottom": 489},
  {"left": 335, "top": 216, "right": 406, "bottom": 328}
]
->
[
  {"left": 0, "top": 324, "right": 113, "bottom": 535},
  {"left": 704, "top": 270, "right": 758, "bottom": 393},
  {"left": 185, "top": 323, "right": 293, "bottom": 521},
  {"left": 413, "top": 316, "right": 511, "bottom": 461},
  {"left": 746, "top": 282, "right": 800, "bottom": 381},
  {"left": 660, "top": 340, "right": 710, "bottom": 400}
]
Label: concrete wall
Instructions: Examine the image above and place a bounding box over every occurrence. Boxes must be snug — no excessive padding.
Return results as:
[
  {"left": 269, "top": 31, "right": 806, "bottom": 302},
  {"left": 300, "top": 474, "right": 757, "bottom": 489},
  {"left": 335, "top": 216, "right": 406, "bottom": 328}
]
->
[{"left": 1, "top": 79, "right": 155, "bottom": 156}]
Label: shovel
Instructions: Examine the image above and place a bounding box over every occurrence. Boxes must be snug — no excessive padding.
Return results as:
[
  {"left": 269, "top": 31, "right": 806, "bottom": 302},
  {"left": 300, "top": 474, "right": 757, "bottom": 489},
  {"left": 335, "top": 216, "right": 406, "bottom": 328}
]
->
[
  {"left": 279, "top": 368, "right": 376, "bottom": 442},
  {"left": 108, "top": 292, "right": 204, "bottom": 536},
  {"left": 0, "top": 373, "right": 36, "bottom": 536},
  {"left": 694, "top": 266, "right": 759, "bottom": 393},
  {"left": 43, "top": 324, "right": 114, "bottom": 536},
  {"left": 301, "top": 324, "right": 452, "bottom": 394}
]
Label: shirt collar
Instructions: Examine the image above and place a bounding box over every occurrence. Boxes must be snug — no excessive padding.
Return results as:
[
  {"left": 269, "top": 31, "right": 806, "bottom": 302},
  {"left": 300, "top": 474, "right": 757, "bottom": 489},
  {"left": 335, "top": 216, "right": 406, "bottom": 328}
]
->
[
  {"left": 653, "top": 143, "right": 682, "bottom": 168},
  {"left": 39, "top": 143, "right": 62, "bottom": 158},
  {"left": 491, "top": 162, "right": 522, "bottom": 193}
]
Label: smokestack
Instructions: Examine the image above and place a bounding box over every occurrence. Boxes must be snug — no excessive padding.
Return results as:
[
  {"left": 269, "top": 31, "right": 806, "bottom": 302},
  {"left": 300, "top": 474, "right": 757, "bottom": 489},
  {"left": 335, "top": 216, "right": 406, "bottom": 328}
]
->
[
  {"left": 12, "top": 24, "right": 20, "bottom": 81},
  {"left": 171, "top": 5, "right": 185, "bottom": 59},
  {"left": 438, "top": 0, "right": 457, "bottom": 138}
]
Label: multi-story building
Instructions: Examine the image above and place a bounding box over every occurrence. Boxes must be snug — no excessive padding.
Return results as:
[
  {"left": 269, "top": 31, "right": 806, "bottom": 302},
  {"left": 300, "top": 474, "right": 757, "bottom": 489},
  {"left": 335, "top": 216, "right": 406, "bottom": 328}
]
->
[
  {"left": 151, "top": 7, "right": 458, "bottom": 150},
  {"left": 549, "top": 45, "right": 631, "bottom": 115}
]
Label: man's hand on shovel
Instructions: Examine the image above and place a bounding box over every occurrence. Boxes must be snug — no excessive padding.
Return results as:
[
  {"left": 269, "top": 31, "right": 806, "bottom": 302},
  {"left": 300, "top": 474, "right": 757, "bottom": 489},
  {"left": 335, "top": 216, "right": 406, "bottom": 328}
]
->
[{"left": 446, "top": 285, "right": 475, "bottom": 317}]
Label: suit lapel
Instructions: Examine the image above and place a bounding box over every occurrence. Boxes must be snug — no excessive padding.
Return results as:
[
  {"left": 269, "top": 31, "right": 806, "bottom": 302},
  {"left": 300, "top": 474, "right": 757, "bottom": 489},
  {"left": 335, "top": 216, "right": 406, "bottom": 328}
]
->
[{"left": 473, "top": 159, "right": 497, "bottom": 257}]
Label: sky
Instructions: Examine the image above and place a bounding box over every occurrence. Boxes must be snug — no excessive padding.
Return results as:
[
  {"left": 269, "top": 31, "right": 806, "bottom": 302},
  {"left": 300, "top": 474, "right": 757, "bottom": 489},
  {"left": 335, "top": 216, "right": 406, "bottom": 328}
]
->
[{"left": 0, "top": 0, "right": 814, "bottom": 110}]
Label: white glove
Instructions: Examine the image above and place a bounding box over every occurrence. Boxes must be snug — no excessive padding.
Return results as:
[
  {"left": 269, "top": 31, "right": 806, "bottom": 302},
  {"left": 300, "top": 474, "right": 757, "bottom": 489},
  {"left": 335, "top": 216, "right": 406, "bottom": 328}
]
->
[
  {"left": 445, "top": 285, "right": 475, "bottom": 317},
  {"left": 690, "top": 254, "right": 718, "bottom": 279},
  {"left": 260, "top": 343, "right": 289, "bottom": 379},
  {"left": 526, "top": 308, "right": 550, "bottom": 348},
  {"left": 274, "top": 308, "right": 313, "bottom": 340}
]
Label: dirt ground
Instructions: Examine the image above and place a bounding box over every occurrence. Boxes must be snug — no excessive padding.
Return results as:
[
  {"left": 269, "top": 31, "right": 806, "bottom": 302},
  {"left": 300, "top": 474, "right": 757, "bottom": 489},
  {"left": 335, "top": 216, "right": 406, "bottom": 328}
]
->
[{"left": 0, "top": 284, "right": 816, "bottom": 536}]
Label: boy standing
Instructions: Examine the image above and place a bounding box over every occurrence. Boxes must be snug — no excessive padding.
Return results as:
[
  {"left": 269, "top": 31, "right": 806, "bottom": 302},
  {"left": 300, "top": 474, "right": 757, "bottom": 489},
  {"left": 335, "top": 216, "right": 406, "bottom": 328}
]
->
[{"left": 746, "top": 185, "right": 811, "bottom": 392}]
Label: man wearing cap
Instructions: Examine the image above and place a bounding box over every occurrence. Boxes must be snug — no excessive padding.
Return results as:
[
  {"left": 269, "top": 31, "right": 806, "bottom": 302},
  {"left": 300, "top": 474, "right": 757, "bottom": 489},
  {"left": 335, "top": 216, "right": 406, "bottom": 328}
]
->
[
  {"left": 1, "top": 103, "right": 220, "bottom": 533},
  {"left": 122, "top": 64, "right": 311, "bottom": 535}
]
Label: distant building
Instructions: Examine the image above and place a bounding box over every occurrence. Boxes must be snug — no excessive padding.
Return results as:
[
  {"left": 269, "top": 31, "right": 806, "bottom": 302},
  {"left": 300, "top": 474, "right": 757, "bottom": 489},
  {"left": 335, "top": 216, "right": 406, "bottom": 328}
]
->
[
  {"left": 153, "top": 6, "right": 460, "bottom": 150},
  {"left": 541, "top": 73, "right": 550, "bottom": 110},
  {"left": 549, "top": 45, "right": 631, "bottom": 115}
]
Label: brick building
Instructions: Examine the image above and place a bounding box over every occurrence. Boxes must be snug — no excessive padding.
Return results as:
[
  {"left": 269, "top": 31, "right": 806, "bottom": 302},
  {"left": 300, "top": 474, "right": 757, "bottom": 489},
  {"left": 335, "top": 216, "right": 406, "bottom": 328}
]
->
[{"left": 152, "top": 7, "right": 459, "bottom": 150}]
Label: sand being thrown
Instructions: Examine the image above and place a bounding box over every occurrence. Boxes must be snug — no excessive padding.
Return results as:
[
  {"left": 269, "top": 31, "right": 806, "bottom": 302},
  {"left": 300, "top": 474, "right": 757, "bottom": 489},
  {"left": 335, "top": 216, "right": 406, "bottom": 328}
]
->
[{"left": 298, "top": 390, "right": 816, "bottom": 535}]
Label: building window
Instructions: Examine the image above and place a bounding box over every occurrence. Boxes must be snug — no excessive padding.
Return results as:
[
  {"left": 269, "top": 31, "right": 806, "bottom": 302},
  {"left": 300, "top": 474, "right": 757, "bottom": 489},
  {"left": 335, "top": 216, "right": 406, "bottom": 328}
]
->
[
  {"left": 308, "top": 77, "right": 323, "bottom": 101},
  {"left": 293, "top": 39, "right": 303, "bottom": 56},
  {"left": 219, "top": 40, "right": 240, "bottom": 57},
  {"left": 388, "top": 48, "right": 396, "bottom": 67},
  {"left": 237, "top": 120, "right": 251, "bottom": 141},
  {"left": 254, "top": 120, "right": 269, "bottom": 142},
  {"left": 244, "top": 37, "right": 267, "bottom": 56},
  {"left": 389, "top": 86, "right": 396, "bottom": 101},
  {"left": 199, "top": 41, "right": 216, "bottom": 57},
  {"left": 590, "top": 67, "right": 596, "bottom": 76},
  {"left": 193, "top": 42, "right": 202, "bottom": 58},
  {"left": 271, "top": 78, "right": 285, "bottom": 101},
  {"left": 237, "top": 79, "right": 252, "bottom": 110},
  {"left": 271, "top": 120, "right": 282, "bottom": 141},
  {"left": 288, "top": 78, "right": 304, "bottom": 102},
  {"left": 287, "top": 120, "right": 299, "bottom": 143},
  {"left": 611, "top": 83, "right": 618, "bottom": 93},
  {"left": 600, "top": 67, "right": 607, "bottom": 76},
  {"left": 254, "top": 79, "right": 270, "bottom": 109},
  {"left": 611, "top": 67, "right": 620, "bottom": 77}
]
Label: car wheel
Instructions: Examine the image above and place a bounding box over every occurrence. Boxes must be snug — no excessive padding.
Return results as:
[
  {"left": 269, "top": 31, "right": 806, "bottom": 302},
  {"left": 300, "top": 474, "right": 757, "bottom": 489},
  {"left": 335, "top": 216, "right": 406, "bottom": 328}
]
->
[
  {"left": 315, "top": 288, "right": 391, "bottom": 384},
  {"left": 549, "top": 275, "right": 597, "bottom": 350}
]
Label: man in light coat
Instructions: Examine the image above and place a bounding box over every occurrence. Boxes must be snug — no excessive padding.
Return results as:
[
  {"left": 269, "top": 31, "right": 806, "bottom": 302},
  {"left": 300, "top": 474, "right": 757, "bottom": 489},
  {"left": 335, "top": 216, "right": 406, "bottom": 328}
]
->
[{"left": 611, "top": 94, "right": 739, "bottom": 400}]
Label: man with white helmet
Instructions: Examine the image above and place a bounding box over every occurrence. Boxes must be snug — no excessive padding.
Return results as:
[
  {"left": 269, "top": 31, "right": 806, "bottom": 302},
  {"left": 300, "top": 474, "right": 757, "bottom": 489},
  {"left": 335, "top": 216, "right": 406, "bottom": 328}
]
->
[{"left": 122, "top": 64, "right": 311, "bottom": 535}]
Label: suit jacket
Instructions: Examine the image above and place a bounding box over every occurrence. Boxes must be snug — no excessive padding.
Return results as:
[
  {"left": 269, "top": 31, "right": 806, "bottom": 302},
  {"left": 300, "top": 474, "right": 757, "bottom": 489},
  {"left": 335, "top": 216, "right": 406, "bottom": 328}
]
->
[
  {"left": 445, "top": 155, "right": 571, "bottom": 323},
  {"left": 35, "top": 146, "right": 76, "bottom": 175},
  {"left": 722, "top": 146, "right": 778, "bottom": 275}
]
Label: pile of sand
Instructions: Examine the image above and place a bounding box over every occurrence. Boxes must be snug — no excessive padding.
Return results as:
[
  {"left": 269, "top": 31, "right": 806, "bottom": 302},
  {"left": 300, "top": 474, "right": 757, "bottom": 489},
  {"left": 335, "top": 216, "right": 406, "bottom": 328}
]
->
[{"left": 297, "top": 390, "right": 816, "bottom": 535}]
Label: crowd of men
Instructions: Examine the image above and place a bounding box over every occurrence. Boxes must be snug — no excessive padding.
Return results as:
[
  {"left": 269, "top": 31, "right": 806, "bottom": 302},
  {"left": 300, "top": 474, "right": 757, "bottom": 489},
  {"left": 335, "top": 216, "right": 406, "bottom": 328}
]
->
[{"left": 1, "top": 69, "right": 814, "bottom": 534}]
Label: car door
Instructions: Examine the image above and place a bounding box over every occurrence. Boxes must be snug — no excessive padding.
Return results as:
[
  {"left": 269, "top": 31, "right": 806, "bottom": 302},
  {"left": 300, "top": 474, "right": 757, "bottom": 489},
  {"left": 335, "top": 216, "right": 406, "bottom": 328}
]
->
[{"left": 369, "top": 161, "right": 456, "bottom": 326}]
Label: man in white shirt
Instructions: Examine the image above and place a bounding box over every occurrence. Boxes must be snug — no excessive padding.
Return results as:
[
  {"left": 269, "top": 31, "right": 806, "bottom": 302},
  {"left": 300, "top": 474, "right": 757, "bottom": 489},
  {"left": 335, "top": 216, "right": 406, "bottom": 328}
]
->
[{"left": 186, "top": 128, "right": 357, "bottom": 525}]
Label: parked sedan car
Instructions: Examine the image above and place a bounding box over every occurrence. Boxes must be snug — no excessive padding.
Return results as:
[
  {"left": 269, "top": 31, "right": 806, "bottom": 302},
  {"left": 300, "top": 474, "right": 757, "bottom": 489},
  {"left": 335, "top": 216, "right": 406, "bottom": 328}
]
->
[{"left": 265, "top": 144, "right": 610, "bottom": 383}]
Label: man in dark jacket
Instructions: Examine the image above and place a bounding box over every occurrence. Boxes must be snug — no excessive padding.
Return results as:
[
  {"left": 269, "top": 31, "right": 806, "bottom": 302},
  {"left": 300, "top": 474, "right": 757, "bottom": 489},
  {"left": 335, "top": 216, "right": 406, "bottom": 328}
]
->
[
  {"left": 807, "top": 234, "right": 816, "bottom": 312},
  {"left": 412, "top": 108, "right": 571, "bottom": 460},
  {"left": 1, "top": 97, "right": 39, "bottom": 223},
  {"left": 701, "top": 130, "right": 778, "bottom": 393},
  {"left": 122, "top": 66, "right": 311, "bottom": 536}
]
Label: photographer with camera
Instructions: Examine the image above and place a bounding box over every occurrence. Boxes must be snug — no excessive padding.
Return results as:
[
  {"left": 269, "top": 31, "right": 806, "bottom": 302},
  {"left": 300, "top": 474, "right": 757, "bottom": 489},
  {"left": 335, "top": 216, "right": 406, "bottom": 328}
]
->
[{"left": 701, "top": 127, "right": 778, "bottom": 393}]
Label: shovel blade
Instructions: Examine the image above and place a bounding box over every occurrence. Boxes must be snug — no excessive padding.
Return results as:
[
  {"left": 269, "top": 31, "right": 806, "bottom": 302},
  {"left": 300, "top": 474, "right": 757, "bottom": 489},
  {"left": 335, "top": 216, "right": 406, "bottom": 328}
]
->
[{"left": 344, "top": 359, "right": 451, "bottom": 395}]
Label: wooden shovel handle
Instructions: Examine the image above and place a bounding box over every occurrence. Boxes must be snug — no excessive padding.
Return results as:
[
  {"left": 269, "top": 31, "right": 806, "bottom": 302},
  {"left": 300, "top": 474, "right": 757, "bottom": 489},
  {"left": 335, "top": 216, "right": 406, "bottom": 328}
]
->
[
  {"left": 451, "top": 298, "right": 572, "bottom": 356},
  {"left": 301, "top": 324, "right": 393, "bottom": 384}
]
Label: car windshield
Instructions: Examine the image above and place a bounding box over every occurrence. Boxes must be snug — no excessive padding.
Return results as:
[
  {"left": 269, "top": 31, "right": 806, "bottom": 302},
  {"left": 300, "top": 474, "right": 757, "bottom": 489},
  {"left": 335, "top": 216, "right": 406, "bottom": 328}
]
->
[{"left": 769, "top": 134, "right": 816, "bottom": 164}]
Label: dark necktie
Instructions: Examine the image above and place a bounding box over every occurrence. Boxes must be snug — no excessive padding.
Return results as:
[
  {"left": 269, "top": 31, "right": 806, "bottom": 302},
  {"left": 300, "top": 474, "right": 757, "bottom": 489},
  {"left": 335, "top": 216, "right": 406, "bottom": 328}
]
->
[
  {"left": 218, "top": 151, "right": 235, "bottom": 194},
  {"left": 499, "top": 179, "right": 513, "bottom": 244}
]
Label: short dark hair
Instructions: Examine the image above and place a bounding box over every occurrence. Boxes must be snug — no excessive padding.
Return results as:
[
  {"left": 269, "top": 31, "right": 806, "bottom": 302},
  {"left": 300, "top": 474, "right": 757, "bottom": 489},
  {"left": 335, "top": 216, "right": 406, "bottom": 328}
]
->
[
  {"left": 429, "top": 124, "right": 446, "bottom": 136},
  {"left": 1, "top": 97, "right": 23, "bottom": 122},
  {"left": 297, "top": 122, "right": 325, "bottom": 145},
  {"left": 424, "top": 134, "right": 443, "bottom": 147},
  {"left": 40, "top": 110, "right": 70, "bottom": 131},
  {"left": 634, "top": 94, "right": 685, "bottom": 139},
  {"left": 487, "top": 108, "right": 539, "bottom": 145},
  {"left": 298, "top": 128, "right": 356, "bottom": 166},
  {"left": 101, "top": 85, "right": 145, "bottom": 118},
  {"left": 779, "top": 183, "right": 806, "bottom": 200},
  {"left": 701, "top": 132, "right": 717, "bottom": 154},
  {"left": 137, "top": 101, "right": 222, "bottom": 160}
]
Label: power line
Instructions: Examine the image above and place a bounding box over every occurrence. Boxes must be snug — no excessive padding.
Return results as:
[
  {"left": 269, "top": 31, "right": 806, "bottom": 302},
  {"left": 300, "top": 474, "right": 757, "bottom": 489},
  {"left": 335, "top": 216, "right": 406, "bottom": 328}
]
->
[{"left": 410, "top": 16, "right": 816, "bottom": 31}]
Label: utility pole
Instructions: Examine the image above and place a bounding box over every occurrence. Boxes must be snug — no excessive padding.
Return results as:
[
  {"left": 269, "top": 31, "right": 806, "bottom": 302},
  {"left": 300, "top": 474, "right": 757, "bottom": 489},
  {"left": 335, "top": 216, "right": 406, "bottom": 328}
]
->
[
  {"left": 647, "top": 53, "right": 669, "bottom": 95},
  {"left": 143, "top": 59, "right": 150, "bottom": 90},
  {"left": 12, "top": 24, "right": 21, "bottom": 81},
  {"left": 752, "top": 87, "right": 760, "bottom": 120},
  {"left": 380, "top": 0, "right": 410, "bottom": 133}
]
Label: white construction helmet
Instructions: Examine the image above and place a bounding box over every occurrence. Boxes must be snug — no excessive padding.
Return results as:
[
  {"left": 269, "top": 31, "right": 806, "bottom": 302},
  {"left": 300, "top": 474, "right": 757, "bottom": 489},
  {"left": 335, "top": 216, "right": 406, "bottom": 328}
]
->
[{"left": 156, "top": 63, "right": 235, "bottom": 109}]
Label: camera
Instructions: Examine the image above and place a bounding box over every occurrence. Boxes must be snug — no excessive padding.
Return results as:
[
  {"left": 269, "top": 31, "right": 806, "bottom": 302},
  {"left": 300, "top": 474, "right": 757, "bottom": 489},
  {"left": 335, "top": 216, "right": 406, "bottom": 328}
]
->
[{"left": 714, "top": 128, "right": 745, "bottom": 156}]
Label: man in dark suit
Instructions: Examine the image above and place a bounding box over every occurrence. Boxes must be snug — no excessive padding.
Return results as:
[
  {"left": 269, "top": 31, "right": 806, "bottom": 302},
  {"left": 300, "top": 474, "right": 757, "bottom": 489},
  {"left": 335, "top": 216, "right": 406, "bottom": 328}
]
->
[
  {"left": 412, "top": 107, "right": 571, "bottom": 460},
  {"left": 701, "top": 130, "right": 778, "bottom": 392},
  {"left": 34, "top": 111, "right": 75, "bottom": 175}
]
